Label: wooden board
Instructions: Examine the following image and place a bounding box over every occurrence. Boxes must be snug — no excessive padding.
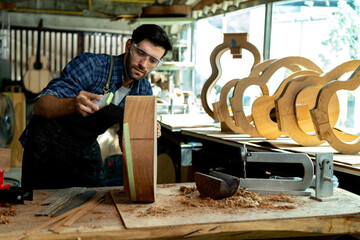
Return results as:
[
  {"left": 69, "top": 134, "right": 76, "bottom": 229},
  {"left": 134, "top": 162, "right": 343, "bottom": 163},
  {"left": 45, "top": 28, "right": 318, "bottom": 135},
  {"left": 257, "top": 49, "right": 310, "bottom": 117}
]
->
[
  {"left": 1, "top": 186, "right": 360, "bottom": 240},
  {"left": 0, "top": 148, "right": 10, "bottom": 172},
  {"left": 122, "top": 96, "right": 157, "bottom": 202},
  {"left": 0, "top": 189, "right": 124, "bottom": 239},
  {"left": 112, "top": 184, "right": 360, "bottom": 229}
]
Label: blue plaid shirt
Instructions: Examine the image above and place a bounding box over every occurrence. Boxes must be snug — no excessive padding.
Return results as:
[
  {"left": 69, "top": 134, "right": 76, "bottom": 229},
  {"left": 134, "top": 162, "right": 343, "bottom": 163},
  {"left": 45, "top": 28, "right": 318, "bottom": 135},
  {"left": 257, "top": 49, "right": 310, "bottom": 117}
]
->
[
  {"left": 37, "top": 52, "right": 153, "bottom": 108},
  {"left": 20, "top": 52, "right": 153, "bottom": 147}
]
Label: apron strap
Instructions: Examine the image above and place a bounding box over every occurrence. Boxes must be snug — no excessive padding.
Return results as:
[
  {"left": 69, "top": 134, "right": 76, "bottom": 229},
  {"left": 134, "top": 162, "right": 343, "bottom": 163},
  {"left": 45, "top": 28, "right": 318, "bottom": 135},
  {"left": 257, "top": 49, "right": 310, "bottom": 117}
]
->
[{"left": 102, "top": 55, "right": 114, "bottom": 94}]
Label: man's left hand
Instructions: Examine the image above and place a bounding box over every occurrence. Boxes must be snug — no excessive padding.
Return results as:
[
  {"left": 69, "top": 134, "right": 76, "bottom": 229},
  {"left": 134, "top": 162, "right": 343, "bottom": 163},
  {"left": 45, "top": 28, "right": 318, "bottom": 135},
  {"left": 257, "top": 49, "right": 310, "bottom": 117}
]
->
[{"left": 157, "top": 122, "right": 161, "bottom": 138}]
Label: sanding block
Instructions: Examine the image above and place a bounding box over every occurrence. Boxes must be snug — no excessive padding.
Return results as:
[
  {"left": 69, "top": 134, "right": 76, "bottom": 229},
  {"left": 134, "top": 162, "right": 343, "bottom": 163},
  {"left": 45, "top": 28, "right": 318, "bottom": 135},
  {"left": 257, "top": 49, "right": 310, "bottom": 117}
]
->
[{"left": 92, "top": 92, "right": 114, "bottom": 109}]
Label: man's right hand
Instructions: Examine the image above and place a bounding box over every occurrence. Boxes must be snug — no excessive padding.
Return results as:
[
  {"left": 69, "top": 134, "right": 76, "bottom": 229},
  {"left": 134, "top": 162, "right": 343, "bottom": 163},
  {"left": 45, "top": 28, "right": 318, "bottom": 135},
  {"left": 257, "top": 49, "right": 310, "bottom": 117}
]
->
[
  {"left": 75, "top": 91, "right": 103, "bottom": 116},
  {"left": 33, "top": 91, "right": 103, "bottom": 119}
]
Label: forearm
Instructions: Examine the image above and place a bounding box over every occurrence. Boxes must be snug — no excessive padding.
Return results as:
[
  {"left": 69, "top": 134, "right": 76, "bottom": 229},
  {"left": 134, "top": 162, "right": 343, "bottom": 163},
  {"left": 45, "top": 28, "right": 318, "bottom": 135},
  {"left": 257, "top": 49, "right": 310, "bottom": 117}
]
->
[{"left": 33, "top": 95, "right": 77, "bottom": 119}]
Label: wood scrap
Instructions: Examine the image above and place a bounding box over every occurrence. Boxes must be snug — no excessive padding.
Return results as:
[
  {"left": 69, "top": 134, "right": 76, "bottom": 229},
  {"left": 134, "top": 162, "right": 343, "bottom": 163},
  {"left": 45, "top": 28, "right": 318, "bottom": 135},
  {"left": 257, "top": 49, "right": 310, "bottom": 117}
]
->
[
  {"left": 36, "top": 187, "right": 86, "bottom": 216},
  {"left": 9, "top": 192, "right": 105, "bottom": 240},
  {"left": 50, "top": 192, "right": 105, "bottom": 233}
]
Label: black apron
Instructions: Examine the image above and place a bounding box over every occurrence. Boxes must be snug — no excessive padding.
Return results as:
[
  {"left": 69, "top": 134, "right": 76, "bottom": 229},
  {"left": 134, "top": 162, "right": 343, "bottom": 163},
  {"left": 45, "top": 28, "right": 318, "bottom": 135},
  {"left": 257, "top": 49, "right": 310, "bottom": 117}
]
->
[{"left": 21, "top": 55, "right": 124, "bottom": 189}]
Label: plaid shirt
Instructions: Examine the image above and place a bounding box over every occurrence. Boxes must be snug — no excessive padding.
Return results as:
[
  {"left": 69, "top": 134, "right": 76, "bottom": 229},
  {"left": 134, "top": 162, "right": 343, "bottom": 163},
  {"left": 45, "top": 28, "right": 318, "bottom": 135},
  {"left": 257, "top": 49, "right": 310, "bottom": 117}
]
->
[
  {"left": 37, "top": 52, "right": 153, "bottom": 108},
  {"left": 20, "top": 53, "right": 153, "bottom": 147}
]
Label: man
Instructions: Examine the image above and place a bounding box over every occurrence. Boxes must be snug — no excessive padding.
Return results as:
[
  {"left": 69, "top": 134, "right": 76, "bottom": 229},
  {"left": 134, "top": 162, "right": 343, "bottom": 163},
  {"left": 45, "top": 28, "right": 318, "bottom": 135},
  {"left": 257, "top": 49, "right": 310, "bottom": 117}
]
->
[{"left": 20, "top": 24, "right": 173, "bottom": 189}]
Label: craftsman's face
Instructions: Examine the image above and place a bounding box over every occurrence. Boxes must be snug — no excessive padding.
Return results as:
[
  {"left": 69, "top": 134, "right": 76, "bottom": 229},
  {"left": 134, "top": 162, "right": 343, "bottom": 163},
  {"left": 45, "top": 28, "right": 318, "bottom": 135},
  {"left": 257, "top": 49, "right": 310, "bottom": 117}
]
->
[{"left": 125, "top": 39, "right": 165, "bottom": 81}]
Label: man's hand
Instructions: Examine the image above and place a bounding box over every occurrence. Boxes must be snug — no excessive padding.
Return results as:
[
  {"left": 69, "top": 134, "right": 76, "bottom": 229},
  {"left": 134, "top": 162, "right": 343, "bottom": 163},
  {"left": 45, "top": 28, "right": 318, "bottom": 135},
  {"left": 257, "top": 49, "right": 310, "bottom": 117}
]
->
[
  {"left": 157, "top": 121, "right": 162, "bottom": 138},
  {"left": 75, "top": 91, "right": 103, "bottom": 116},
  {"left": 33, "top": 91, "right": 103, "bottom": 119}
]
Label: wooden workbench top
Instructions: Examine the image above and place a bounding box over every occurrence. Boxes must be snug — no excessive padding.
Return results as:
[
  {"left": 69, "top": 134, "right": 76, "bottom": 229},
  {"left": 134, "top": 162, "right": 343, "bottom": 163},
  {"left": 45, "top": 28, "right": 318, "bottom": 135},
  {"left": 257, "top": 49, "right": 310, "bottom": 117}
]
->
[{"left": 1, "top": 184, "right": 360, "bottom": 240}]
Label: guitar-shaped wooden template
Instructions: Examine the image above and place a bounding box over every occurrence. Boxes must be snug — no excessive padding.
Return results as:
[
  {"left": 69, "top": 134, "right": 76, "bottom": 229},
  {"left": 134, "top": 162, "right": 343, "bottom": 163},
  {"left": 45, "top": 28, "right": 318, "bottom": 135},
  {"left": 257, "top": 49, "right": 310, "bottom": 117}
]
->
[
  {"left": 200, "top": 33, "right": 261, "bottom": 122},
  {"left": 23, "top": 19, "right": 52, "bottom": 95},
  {"left": 311, "top": 63, "right": 360, "bottom": 154},
  {"left": 230, "top": 56, "right": 323, "bottom": 138},
  {"left": 275, "top": 60, "right": 360, "bottom": 147}
]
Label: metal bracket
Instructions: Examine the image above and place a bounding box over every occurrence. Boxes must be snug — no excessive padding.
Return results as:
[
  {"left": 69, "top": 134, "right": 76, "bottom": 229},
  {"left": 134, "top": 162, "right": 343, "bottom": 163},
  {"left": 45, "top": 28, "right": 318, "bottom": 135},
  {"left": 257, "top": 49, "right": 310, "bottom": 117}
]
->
[
  {"left": 239, "top": 145, "right": 314, "bottom": 196},
  {"left": 310, "top": 153, "right": 338, "bottom": 202},
  {"left": 0, "top": 187, "right": 33, "bottom": 204}
]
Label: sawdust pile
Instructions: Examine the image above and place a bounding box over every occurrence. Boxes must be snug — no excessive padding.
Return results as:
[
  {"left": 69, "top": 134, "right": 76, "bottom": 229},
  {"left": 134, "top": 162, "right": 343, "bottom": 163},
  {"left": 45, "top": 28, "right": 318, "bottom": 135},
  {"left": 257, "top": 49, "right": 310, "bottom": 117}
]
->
[
  {"left": 179, "top": 185, "right": 296, "bottom": 210},
  {"left": 0, "top": 205, "right": 17, "bottom": 224},
  {"left": 137, "top": 206, "right": 170, "bottom": 217}
]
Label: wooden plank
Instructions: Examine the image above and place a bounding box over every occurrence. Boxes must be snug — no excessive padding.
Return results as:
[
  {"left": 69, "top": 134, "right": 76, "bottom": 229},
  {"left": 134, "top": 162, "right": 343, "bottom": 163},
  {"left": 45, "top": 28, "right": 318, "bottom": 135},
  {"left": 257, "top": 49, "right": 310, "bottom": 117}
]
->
[
  {"left": 113, "top": 184, "right": 360, "bottom": 229},
  {"left": 122, "top": 96, "right": 157, "bottom": 202},
  {"left": 36, "top": 187, "right": 86, "bottom": 216},
  {"left": 0, "top": 186, "right": 360, "bottom": 240},
  {"left": 0, "top": 148, "right": 11, "bottom": 172}
]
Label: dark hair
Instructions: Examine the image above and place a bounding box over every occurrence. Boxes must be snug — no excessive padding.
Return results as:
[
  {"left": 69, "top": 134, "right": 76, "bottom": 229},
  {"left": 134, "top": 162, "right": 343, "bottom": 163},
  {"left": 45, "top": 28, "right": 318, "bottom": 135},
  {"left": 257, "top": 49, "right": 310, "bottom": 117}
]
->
[{"left": 132, "top": 24, "right": 173, "bottom": 58}]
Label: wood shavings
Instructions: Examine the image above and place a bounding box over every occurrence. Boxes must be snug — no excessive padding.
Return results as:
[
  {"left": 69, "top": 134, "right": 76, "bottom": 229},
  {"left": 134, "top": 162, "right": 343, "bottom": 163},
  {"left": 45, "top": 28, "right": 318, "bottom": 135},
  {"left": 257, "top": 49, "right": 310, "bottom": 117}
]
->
[
  {"left": 0, "top": 205, "right": 17, "bottom": 224},
  {"left": 179, "top": 185, "right": 296, "bottom": 210},
  {"left": 0, "top": 215, "right": 9, "bottom": 224},
  {"left": 137, "top": 206, "right": 170, "bottom": 217}
]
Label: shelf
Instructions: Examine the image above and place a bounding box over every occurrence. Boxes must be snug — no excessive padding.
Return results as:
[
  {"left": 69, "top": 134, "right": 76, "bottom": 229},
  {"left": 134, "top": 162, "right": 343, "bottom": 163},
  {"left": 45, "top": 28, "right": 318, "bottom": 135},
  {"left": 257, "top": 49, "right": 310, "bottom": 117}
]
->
[
  {"left": 159, "top": 61, "right": 194, "bottom": 70},
  {"left": 130, "top": 17, "right": 195, "bottom": 26}
]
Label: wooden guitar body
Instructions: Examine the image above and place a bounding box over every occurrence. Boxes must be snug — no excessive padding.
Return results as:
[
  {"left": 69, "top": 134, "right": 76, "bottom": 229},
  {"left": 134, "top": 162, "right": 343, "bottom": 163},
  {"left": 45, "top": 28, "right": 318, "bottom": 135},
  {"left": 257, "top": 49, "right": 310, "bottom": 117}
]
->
[
  {"left": 23, "top": 55, "right": 52, "bottom": 94},
  {"left": 252, "top": 70, "right": 322, "bottom": 139},
  {"left": 200, "top": 33, "right": 261, "bottom": 121},
  {"left": 122, "top": 96, "right": 157, "bottom": 202},
  {"left": 23, "top": 19, "right": 52, "bottom": 95},
  {"left": 311, "top": 64, "right": 360, "bottom": 154},
  {"left": 275, "top": 60, "right": 360, "bottom": 147},
  {"left": 230, "top": 56, "right": 323, "bottom": 138},
  {"left": 212, "top": 59, "right": 275, "bottom": 133}
]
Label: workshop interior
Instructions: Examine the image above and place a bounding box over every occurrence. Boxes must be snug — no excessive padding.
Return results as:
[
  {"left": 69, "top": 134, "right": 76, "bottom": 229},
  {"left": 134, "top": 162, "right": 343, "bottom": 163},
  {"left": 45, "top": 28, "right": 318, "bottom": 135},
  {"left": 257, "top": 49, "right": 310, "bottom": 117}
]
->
[{"left": 0, "top": 0, "right": 360, "bottom": 239}]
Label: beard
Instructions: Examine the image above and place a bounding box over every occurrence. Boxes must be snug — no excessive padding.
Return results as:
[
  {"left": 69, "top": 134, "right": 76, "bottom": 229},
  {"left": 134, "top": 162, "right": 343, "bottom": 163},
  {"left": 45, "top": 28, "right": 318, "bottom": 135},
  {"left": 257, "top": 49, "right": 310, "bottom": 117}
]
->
[{"left": 125, "top": 53, "right": 148, "bottom": 81}]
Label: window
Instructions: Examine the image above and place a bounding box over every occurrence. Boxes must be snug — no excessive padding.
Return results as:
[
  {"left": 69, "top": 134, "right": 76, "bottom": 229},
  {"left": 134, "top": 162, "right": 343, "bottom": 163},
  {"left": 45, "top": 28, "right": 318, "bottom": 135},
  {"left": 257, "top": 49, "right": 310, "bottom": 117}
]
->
[
  {"left": 271, "top": 0, "right": 360, "bottom": 132},
  {"left": 194, "top": 5, "right": 265, "bottom": 114},
  {"left": 194, "top": 0, "right": 360, "bottom": 134}
]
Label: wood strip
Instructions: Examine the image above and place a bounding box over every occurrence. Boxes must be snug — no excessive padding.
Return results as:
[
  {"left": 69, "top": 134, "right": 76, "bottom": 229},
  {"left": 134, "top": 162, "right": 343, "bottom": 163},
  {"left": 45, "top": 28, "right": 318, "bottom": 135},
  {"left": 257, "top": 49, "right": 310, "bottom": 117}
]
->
[
  {"left": 14, "top": 30, "right": 17, "bottom": 81},
  {"left": 62, "top": 193, "right": 104, "bottom": 227},
  {"left": 54, "top": 32, "right": 57, "bottom": 73},
  {"left": 25, "top": 29, "right": 29, "bottom": 71},
  {"left": 36, "top": 187, "right": 86, "bottom": 216},
  {"left": 65, "top": 33, "right": 68, "bottom": 65},
  {"left": 19, "top": 29, "right": 23, "bottom": 79},
  {"left": 110, "top": 190, "right": 127, "bottom": 228},
  {"left": 123, "top": 123, "right": 136, "bottom": 201},
  {"left": 51, "top": 190, "right": 97, "bottom": 217},
  {"left": 49, "top": 192, "right": 105, "bottom": 233},
  {"left": 10, "top": 200, "right": 91, "bottom": 240},
  {"left": 60, "top": 32, "right": 63, "bottom": 72},
  {"left": 48, "top": 31, "right": 52, "bottom": 72},
  {"left": 41, "top": 188, "right": 69, "bottom": 205}
]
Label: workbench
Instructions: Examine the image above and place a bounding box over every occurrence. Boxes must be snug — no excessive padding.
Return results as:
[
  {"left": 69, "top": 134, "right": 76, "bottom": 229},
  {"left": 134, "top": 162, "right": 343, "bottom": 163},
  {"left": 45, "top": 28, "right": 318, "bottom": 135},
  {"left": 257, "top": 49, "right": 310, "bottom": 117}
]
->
[
  {"left": 158, "top": 114, "right": 360, "bottom": 194},
  {"left": 0, "top": 184, "right": 360, "bottom": 240}
]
